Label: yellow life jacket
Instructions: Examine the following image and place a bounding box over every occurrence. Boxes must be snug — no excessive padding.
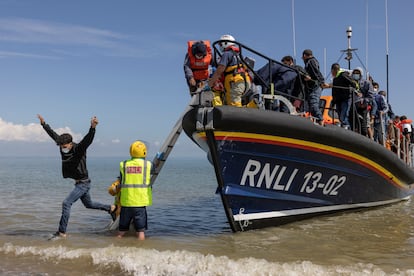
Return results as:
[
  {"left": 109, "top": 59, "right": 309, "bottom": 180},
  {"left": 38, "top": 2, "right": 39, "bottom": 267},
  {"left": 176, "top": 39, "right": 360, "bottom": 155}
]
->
[
  {"left": 120, "top": 158, "right": 152, "bottom": 207},
  {"left": 222, "top": 50, "right": 251, "bottom": 94}
]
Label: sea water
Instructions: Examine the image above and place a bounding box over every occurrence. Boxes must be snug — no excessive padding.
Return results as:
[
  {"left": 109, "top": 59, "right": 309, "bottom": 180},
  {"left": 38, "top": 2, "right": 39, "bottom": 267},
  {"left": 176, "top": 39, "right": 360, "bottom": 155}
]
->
[{"left": 0, "top": 156, "right": 413, "bottom": 275}]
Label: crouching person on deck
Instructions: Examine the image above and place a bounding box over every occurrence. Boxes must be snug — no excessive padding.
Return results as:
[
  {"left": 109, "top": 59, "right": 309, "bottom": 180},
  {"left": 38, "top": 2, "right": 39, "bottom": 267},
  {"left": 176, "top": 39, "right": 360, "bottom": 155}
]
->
[{"left": 116, "top": 140, "right": 153, "bottom": 240}]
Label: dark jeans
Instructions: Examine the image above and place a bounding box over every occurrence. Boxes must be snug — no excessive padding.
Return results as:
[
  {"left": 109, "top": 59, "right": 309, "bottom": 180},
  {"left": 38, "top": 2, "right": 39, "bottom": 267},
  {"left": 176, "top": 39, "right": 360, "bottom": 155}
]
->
[
  {"left": 307, "top": 86, "right": 323, "bottom": 121},
  {"left": 336, "top": 98, "right": 352, "bottom": 127},
  {"left": 58, "top": 181, "right": 111, "bottom": 233}
]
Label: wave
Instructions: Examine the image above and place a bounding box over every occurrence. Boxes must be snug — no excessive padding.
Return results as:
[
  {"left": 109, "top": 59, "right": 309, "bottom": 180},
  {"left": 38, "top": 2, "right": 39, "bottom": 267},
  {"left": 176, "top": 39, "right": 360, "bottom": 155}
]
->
[{"left": 2, "top": 242, "right": 413, "bottom": 276}]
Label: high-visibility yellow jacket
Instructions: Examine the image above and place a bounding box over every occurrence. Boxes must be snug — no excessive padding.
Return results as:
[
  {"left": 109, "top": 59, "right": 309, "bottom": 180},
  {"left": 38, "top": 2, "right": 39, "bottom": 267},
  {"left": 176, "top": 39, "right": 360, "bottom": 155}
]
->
[{"left": 120, "top": 158, "right": 152, "bottom": 207}]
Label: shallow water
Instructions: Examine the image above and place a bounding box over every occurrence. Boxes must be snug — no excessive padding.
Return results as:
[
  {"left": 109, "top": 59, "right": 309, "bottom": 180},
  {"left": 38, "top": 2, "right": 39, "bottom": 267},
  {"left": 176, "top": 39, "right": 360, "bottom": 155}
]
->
[{"left": 0, "top": 156, "right": 413, "bottom": 275}]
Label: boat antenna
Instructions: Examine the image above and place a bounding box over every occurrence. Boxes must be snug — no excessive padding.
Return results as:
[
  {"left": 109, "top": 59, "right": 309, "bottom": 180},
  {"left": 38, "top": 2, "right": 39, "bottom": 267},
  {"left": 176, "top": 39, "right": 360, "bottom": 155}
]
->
[
  {"left": 385, "top": 0, "right": 390, "bottom": 101},
  {"left": 291, "top": 0, "right": 297, "bottom": 61},
  {"left": 365, "top": 0, "right": 369, "bottom": 80},
  {"left": 341, "top": 26, "right": 358, "bottom": 70}
]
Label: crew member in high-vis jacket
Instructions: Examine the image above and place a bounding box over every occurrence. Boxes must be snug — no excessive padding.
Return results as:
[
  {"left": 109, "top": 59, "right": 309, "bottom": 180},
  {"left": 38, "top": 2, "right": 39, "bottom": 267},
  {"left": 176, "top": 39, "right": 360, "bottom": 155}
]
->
[
  {"left": 208, "top": 34, "right": 251, "bottom": 107},
  {"left": 116, "top": 140, "right": 152, "bottom": 240}
]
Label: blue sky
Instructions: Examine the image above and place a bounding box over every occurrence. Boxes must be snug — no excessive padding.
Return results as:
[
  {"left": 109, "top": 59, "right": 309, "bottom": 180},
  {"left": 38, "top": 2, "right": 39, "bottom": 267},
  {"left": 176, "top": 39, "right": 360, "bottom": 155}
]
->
[{"left": 1, "top": 0, "right": 413, "bottom": 158}]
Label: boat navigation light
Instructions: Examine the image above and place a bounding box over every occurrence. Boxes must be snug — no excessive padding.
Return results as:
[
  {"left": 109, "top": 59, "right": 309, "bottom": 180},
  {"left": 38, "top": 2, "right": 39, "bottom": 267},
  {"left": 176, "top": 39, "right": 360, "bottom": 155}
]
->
[{"left": 346, "top": 26, "right": 352, "bottom": 38}]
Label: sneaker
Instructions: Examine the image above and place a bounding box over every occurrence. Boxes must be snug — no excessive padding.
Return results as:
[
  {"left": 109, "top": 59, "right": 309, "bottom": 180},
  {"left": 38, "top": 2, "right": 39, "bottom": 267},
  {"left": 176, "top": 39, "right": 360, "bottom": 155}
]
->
[
  {"left": 317, "top": 120, "right": 324, "bottom": 126},
  {"left": 48, "top": 231, "right": 66, "bottom": 241},
  {"left": 109, "top": 205, "right": 118, "bottom": 221}
]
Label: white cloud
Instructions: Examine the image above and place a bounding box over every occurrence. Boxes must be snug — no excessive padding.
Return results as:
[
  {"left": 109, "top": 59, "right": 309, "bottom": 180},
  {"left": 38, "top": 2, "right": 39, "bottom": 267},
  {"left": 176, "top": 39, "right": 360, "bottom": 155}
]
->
[
  {"left": 0, "top": 17, "right": 155, "bottom": 58},
  {"left": 112, "top": 139, "right": 121, "bottom": 143},
  {"left": 0, "top": 117, "right": 81, "bottom": 142},
  {"left": 0, "top": 50, "right": 57, "bottom": 59}
]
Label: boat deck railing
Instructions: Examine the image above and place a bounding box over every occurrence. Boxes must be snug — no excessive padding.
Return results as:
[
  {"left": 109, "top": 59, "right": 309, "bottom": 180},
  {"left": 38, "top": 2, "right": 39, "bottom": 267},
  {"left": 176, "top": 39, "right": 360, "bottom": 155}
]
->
[
  {"left": 388, "top": 125, "right": 413, "bottom": 167},
  {"left": 211, "top": 39, "right": 306, "bottom": 108},
  {"left": 208, "top": 39, "right": 414, "bottom": 169},
  {"left": 325, "top": 102, "right": 414, "bottom": 168}
]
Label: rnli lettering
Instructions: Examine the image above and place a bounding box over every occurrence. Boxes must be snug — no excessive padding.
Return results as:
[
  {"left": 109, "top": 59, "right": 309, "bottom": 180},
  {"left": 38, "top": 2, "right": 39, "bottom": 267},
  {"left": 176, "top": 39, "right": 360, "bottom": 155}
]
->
[
  {"left": 240, "top": 159, "right": 346, "bottom": 196},
  {"left": 126, "top": 166, "right": 142, "bottom": 174},
  {"left": 240, "top": 160, "right": 297, "bottom": 191}
]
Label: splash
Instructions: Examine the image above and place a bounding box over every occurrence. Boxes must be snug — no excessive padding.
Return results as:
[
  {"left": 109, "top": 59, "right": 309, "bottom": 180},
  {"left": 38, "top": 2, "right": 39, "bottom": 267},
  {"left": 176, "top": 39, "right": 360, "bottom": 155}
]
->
[{"left": 1, "top": 243, "right": 413, "bottom": 275}]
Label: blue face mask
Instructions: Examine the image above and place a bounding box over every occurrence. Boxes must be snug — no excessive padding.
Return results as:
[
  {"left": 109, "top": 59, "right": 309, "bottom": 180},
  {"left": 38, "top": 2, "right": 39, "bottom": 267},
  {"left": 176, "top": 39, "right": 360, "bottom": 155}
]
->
[
  {"left": 61, "top": 147, "right": 70, "bottom": 153},
  {"left": 352, "top": 74, "right": 361, "bottom": 81}
]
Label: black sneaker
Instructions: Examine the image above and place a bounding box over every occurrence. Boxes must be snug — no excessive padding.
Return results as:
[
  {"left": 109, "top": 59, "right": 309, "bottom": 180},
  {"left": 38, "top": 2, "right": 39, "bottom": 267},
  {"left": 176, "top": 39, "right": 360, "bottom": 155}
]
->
[{"left": 110, "top": 205, "right": 118, "bottom": 221}]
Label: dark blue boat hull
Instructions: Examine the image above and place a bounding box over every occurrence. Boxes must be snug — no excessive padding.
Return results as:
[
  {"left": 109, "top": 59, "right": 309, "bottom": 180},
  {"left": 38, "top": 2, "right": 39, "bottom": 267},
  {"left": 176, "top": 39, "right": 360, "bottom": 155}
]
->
[{"left": 182, "top": 105, "right": 414, "bottom": 231}]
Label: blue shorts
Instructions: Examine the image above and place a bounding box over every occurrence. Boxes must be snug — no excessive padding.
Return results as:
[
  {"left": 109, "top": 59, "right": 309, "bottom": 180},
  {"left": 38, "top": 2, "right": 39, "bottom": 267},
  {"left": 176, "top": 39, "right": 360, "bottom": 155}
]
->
[{"left": 119, "top": 207, "right": 147, "bottom": 232}]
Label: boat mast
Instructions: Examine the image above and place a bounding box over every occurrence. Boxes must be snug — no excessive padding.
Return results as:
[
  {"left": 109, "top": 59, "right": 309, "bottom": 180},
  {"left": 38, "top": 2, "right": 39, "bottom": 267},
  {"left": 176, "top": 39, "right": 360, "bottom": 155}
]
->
[
  {"left": 342, "top": 26, "right": 358, "bottom": 132},
  {"left": 341, "top": 26, "right": 358, "bottom": 70},
  {"left": 385, "top": 0, "right": 390, "bottom": 101},
  {"left": 291, "top": 0, "right": 297, "bottom": 61},
  {"left": 365, "top": 0, "right": 369, "bottom": 79}
]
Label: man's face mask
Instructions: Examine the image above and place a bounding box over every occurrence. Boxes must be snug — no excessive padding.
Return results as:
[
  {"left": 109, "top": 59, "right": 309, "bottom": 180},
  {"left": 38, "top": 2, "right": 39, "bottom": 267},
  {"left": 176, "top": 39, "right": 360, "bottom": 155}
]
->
[
  {"left": 60, "top": 143, "right": 72, "bottom": 153},
  {"left": 352, "top": 73, "right": 361, "bottom": 81}
]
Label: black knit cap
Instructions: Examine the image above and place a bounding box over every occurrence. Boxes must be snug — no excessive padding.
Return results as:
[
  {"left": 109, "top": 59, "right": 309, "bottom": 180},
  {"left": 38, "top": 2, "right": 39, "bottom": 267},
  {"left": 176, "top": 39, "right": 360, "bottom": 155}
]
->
[
  {"left": 192, "top": 41, "right": 207, "bottom": 56},
  {"left": 57, "top": 133, "right": 72, "bottom": 145},
  {"left": 302, "top": 49, "right": 313, "bottom": 56}
]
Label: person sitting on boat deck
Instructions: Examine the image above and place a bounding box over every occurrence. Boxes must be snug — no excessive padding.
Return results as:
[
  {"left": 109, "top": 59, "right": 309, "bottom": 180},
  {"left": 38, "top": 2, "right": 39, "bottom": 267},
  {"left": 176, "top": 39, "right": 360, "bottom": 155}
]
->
[
  {"left": 400, "top": 115, "right": 413, "bottom": 144},
  {"left": 37, "top": 114, "right": 116, "bottom": 240},
  {"left": 253, "top": 57, "right": 297, "bottom": 112},
  {"left": 207, "top": 34, "right": 251, "bottom": 107},
  {"left": 302, "top": 49, "right": 329, "bottom": 125},
  {"left": 329, "top": 63, "right": 356, "bottom": 129},
  {"left": 116, "top": 140, "right": 153, "bottom": 240},
  {"left": 351, "top": 67, "right": 375, "bottom": 137},
  {"left": 373, "top": 90, "right": 389, "bottom": 144},
  {"left": 281, "top": 55, "right": 308, "bottom": 112},
  {"left": 184, "top": 40, "right": 213, "bottom": 95}
]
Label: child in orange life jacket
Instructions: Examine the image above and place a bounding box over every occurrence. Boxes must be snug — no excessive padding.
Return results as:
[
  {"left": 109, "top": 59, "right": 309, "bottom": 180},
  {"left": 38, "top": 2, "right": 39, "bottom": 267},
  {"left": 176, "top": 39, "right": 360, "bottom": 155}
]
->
[
  {"left": 107, "top": 179, "right": 121, "bottom": 219},
  {"left": 183, "top": 40, "right": 213, "bottom": 94}
]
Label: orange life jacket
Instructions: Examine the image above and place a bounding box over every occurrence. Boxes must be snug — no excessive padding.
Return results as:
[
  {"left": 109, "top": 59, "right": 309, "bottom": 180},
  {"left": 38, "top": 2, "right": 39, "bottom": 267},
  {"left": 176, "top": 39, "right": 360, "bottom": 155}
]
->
[
  {"left": 187, "top": 40, "right": 212, "bottom": 81},
  {"left": 401, "top": 118, "right": 413, "bottom": 136}
]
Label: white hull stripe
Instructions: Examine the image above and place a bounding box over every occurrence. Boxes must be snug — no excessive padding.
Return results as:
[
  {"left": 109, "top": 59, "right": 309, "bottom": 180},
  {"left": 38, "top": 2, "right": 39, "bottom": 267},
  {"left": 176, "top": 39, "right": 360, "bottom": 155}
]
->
[{"left": 232, "top": 197, "right": 410, "bottom": 221}]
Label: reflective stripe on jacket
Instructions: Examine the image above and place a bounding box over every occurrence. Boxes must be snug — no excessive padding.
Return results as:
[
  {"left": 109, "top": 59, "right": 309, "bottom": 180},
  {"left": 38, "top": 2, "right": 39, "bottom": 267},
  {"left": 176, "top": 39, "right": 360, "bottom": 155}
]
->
[{"left": 120, "top": 158, "right": 152, "bottom": 207}]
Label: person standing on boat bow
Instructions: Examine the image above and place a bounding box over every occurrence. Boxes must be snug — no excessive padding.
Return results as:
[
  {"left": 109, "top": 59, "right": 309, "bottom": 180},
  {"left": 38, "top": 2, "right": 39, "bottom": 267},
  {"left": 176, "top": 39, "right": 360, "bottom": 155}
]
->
[
  {"left": 302, "top": 49, "right": 329, "bottom": 125},
  {"left": 350, "top": 67, "right": 375, "bottom": 137},
  {"left": 329, "top": 63, "right": 356, "bottom": 129},
  {"left": 208, "top": 34, "right": 251, "bottom": 107},
  {"left": 37, "top": 114, "right": 116, "bottom": 239}
]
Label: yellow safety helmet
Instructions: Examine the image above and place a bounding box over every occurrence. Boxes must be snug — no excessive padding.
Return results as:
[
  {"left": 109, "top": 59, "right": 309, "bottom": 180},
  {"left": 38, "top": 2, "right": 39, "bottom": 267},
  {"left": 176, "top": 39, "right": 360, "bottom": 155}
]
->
[{"left": 130, "top": 140, "right": 147, "bottom": 158}]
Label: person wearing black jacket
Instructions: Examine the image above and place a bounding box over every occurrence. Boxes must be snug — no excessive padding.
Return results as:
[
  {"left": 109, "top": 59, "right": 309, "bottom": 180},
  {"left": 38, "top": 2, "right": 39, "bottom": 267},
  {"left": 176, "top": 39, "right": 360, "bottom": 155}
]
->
[
  {"left": 37, "top": 114, "right": 116, "bottom": 239},
  {"left": 302, "top": 49, "right": 329, "bottom": 125},
  {"left": 330, "top": 63, "right": 357, "bottom": 128},
  {"left": 281, "top": 55, "right": 308, "bottom": 112},
  {"left": 254, "top": 60, "right": 297, "bottom": 111}
]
